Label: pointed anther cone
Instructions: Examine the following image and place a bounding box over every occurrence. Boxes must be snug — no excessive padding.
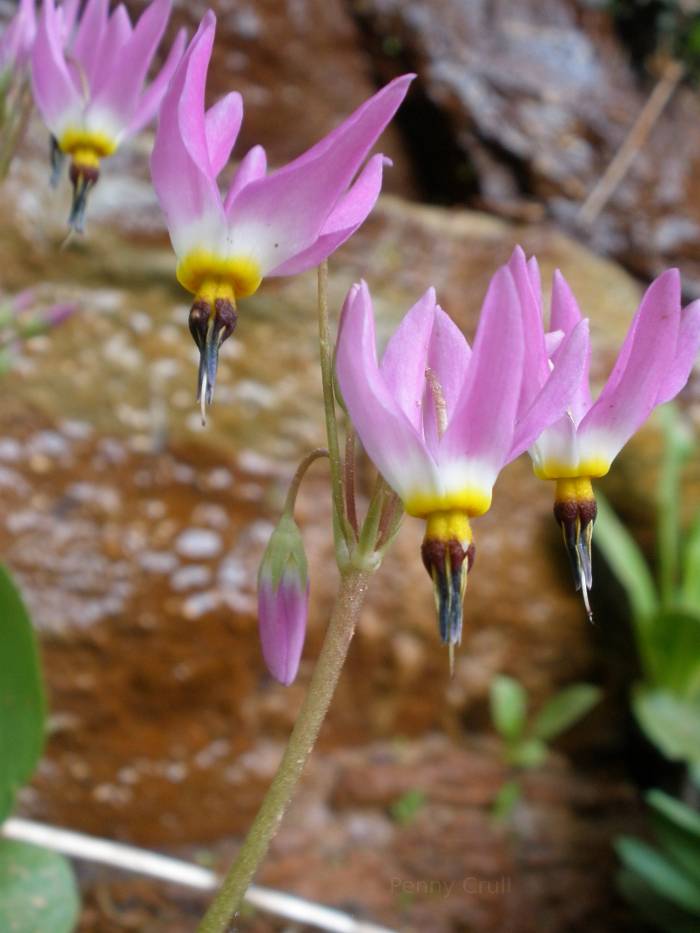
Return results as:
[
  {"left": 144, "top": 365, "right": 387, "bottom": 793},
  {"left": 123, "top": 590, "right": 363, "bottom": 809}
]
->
[
  {"left": 420, "top": 511, "right": 476, "bottom": 647},
  {"left": 68, "top": 160, "right": 99, "bottom": 233},
  {"left": 188, "top": 295, "right": 238, "bottom": 419},
  {"left": 553, "top": 477, "right": 597, "bottom": 621}
]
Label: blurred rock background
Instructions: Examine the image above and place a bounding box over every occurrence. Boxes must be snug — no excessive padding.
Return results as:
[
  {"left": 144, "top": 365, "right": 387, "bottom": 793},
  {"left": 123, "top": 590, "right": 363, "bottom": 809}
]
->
[{"left": 1, "top": 0, "right": 700, "bottom": 930}]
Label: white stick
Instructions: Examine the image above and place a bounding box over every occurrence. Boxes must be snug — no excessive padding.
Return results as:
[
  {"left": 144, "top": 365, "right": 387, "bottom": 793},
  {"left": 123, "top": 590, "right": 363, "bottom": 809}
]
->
[{"left": 2, "top": 818, "right": 395, "bottom": 933}]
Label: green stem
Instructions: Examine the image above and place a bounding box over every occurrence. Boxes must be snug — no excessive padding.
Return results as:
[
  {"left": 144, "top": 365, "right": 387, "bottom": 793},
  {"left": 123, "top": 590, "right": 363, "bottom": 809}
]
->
[
  {"left": 283, "top": 448, "right": 329, "bottom": 515},
  {"left": 197, "top": 567, "right": 371, "bottom": 933},
  {"left": 317, "top": 260, "right": 353, "bottom": 549}
]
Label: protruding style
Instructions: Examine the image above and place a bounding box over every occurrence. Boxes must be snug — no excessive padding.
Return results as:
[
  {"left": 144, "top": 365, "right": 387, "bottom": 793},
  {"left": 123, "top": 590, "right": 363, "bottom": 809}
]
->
[{"left": 150, "top": 10, "right": 413, "bottom": 416}]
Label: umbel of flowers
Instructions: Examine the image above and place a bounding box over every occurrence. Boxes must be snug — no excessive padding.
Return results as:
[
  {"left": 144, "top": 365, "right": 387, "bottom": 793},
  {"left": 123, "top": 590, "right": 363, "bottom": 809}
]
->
[
  {"left": 31, "top": 0, "right": 185, "bottom": 231},
  {"left": 150, "top": 10, "right": 413, "bottom": 418}
]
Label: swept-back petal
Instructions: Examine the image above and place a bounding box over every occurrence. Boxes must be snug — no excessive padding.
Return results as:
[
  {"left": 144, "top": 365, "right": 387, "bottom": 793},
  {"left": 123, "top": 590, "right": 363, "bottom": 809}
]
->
[
  {"left": 268, "top": 153, "right": 386, "bottom": 277},
  {"left": 151, "top": 12, "right": 224, "bottom": 258},
  {"left": 422, "top": 305, "right": 471, "bottom": 456},
  {"left": 0, "top": 0, "right": 35, "bottom": 71},
  {"left": 379, "top": 287, "right": 436, "bottom": 429},
  {"left": 507, "top": 246, "right": 549, "bottom": 409},
  {"left": 224, "top": 145, "right": 267, "bottom": 212},
  {"left": 442, "top": 267, "right": 523, "bottom": 470},
  {"left": 578, "top": 269, "right": 681, "bottom": 464},
  {"left": 336, "top": 282, "right": 438, "bottom": 501},
  {"left": 90, "top": 0, "right": 171, "bottom": 128},
  {"left": 89, "top": 5, "right": 132, "bottom": 99},
  {"left": 550, "top": 269, "right": 592, "bottom": 422},
  {"left": 205, "top": 92, "right": 243, "bottom": 178},
  {"left": 224, "top": 76, "right": 413, "bottom": 274},
  {"left": 128, "top": 26, "right": 186, "bottom": 135},
  {"left": 510, "top": 318, "right": 590, "bottom": 459},
  {"left": 656, "top": 299, "right": 700, "bottom": 405},
  {"left": 31, "top": 0, "right": 81, "bottom": 135},
  {"left": 71, "top": 0, "right": 109, "bottom": 88}
]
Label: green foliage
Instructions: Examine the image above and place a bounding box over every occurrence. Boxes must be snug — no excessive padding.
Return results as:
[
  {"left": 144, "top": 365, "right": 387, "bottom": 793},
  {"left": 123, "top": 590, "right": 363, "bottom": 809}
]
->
[
  {"left": 489, "top": 675, "right": 601, "bottom": 820},
  {"left": 0, "top": 567, "right": 79, "bottom": 930},
  {"left": 0, "top": 566, "right": 45, "bottom": 821},
  {"left": 489, "top": 676, "right": 527, "bottom": 742},
  {"left": 617, "top": 789, "right": 700, "bottom": 932},
  {"left": 609, "top": 0, "right": 700, "bottom": 80},
  {"left": 0, "top": 840, "right": 79, "bottom": 933},
  {"left": 594, "top": 406, "right": 700, "bottom": 768},
  {"left": 389, "top": 789, "right": 426, "bottom": 826}
]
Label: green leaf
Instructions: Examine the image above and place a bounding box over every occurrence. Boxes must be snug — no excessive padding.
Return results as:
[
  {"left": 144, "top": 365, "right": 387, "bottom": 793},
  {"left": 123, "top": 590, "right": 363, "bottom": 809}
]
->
[
  {"left": 530, "top": 683, "right": 602, "bottom": 742},
  {"left": 634, "top": 688, "right": 700, "bottom": 767},
  {"left": 681, "top": 511, "right": 700, "bottom": 610},
  {"left": 618, "top": 867, "right": 700, "bottom": 933},
  {"left": 616, "top": 836, "right": 700, "bottom": 915},
  {"left": 647, "top": 790, "right": 700, "bottom": 886},
  {"left": 0, "top": 566, "right": 45, "bottom": 821},
  {"left": 508, "top": 738, "right": 547, "bottom": 769},
  {"left": 491, "top": 779, "right": 521, "bottom": 823},
  {"left": 0, "top": 840, "right": 79, "bottom": 933},
  {"left": 593, "top": 493, "right": 658, "bottom": 656},
  {"left": 490, "top": 676, "right": 527, "bottom": 742},
  {"left": 389, "top": 789, "right": 426, "bottom": 826},
  {"left": 593, "top": 492, "right": 658, "bottom": 615},
  {"left": 645, "top": 609, "right": 700, "bottom": 699}
]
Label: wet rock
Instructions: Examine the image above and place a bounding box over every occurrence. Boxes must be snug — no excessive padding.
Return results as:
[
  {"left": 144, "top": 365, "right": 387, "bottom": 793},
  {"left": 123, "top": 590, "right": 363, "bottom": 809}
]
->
[{"left": 351, "top": 0, "right": 700, "bottom": 290}]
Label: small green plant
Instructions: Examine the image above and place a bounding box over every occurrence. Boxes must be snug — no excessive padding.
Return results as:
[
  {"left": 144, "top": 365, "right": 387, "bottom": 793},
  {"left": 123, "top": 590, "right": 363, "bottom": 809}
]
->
[
  {"left": 0, "top": 565, "right": 79, "bottom": 932},
  {"left": 389, "top": 789, "right": 427, "bottom": 826},
  {"left": 489, "top": 674, "right": 602, "bottom": 820},
  {"left": 594, "top": 406, "right": 700, "bottom": 777},
  {"left": 617, "top": 788, "right": 700, "bottom": 932}
]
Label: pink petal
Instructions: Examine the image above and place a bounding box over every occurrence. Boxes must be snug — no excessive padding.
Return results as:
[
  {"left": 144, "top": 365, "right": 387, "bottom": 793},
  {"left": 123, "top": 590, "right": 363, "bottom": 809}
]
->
[
  {"left": 530, "top": 413, "right": 580, "bottom": 477},
  {"left": 225, "top": 75, "right": 413, "bottom": 275},
  {"left": 544, "top": 330, "right": 564, "bottom": 356},
  {"left": 70, "top": 0, "right": 109, "bottom": 88},
  {"left": 90, "top": 0, "right": 172, "bottom": 128},
  {"left": 0, "top": 0, "right": 35, "bottom": 71},
  {"left": 422, "top": 305, "right": 471, "bottom": 456},
  {"left": 268, "top": 153, "right": 386, "bottom": 277},
  {"left": 335, "top": 281, "right": 438, "bottom": 501},
  {"left": 507, "top": 246, "right": 549, "bottom": 410},
  {"left": 150, "top": 12, "right": 224, "bottom": 256},
  {"left": 442, "top": 267, "right": 524, "bottom": 470},
  {"left": 224, "top": 145, "right": 268, "bottom": 213},
  {"left": 510, "top": 318, "right": 590, "bottom": 459},
  {"left": 578, "top": 269, "right": 681, "bottom": 462},
  {"left": 31, "top": 0, "right": 80, "bottom": 134},
  {"left": 128, "top": 26, "right": 186, "bottom": 136},
  {"left": 656, "top": 299, "right": 700, "bottom": 404},
  {"left": 258, "top": 576, "right": 309, "bottom": 686},
  {"left": 205, "top": 92, "right": 243, "bottom": 178},
  {"left": 379, "top": 287, "right": 436, "bottom": 429},
  {"left": 89, "top": 5, "right": 132, "bottom": 99},
  {"left": 550, "top": 269, "right": 592, "bottom": 422}
]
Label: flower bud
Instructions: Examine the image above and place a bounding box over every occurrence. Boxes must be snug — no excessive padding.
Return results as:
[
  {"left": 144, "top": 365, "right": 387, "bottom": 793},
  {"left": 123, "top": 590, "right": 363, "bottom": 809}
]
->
[{"left": 257, "top": 514, "right": 310, "bottom": 686}]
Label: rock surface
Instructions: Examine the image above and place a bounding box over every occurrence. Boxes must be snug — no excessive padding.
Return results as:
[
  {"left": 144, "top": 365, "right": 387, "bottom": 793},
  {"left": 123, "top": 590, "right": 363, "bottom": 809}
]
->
[{"left": 351, "top": 0, "right": 700, "bottom": 291}]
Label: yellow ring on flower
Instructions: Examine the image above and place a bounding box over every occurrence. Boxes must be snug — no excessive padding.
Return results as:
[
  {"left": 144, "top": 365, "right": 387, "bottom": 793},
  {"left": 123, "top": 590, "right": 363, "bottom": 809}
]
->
[{"left": 177, "top": 249, "right": 262, "bottom": 300}]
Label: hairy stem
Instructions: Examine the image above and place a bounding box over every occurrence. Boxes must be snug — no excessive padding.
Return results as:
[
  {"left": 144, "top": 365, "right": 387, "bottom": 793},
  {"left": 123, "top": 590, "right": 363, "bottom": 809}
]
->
[{"left": 197, "top": 568, "right": 371, "bottom": 933}]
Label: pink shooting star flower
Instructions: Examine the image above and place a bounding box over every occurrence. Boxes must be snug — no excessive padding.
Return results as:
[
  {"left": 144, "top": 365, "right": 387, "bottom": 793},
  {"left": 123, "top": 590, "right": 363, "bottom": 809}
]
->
[
  {"left": 0, "top": 0, "right": 36, "bottom": 77},
  {"left": 31, "top": 0, "right": 185, "bottom": 232},
  {"left": 150, "top": 9, "right": 414, "bottom": 420},
  {"left": 513, "top": 249, "right": 700, "bottom": 615},
  {"left": 335, "top": 272, "right": 589, "bottom": 652}
]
